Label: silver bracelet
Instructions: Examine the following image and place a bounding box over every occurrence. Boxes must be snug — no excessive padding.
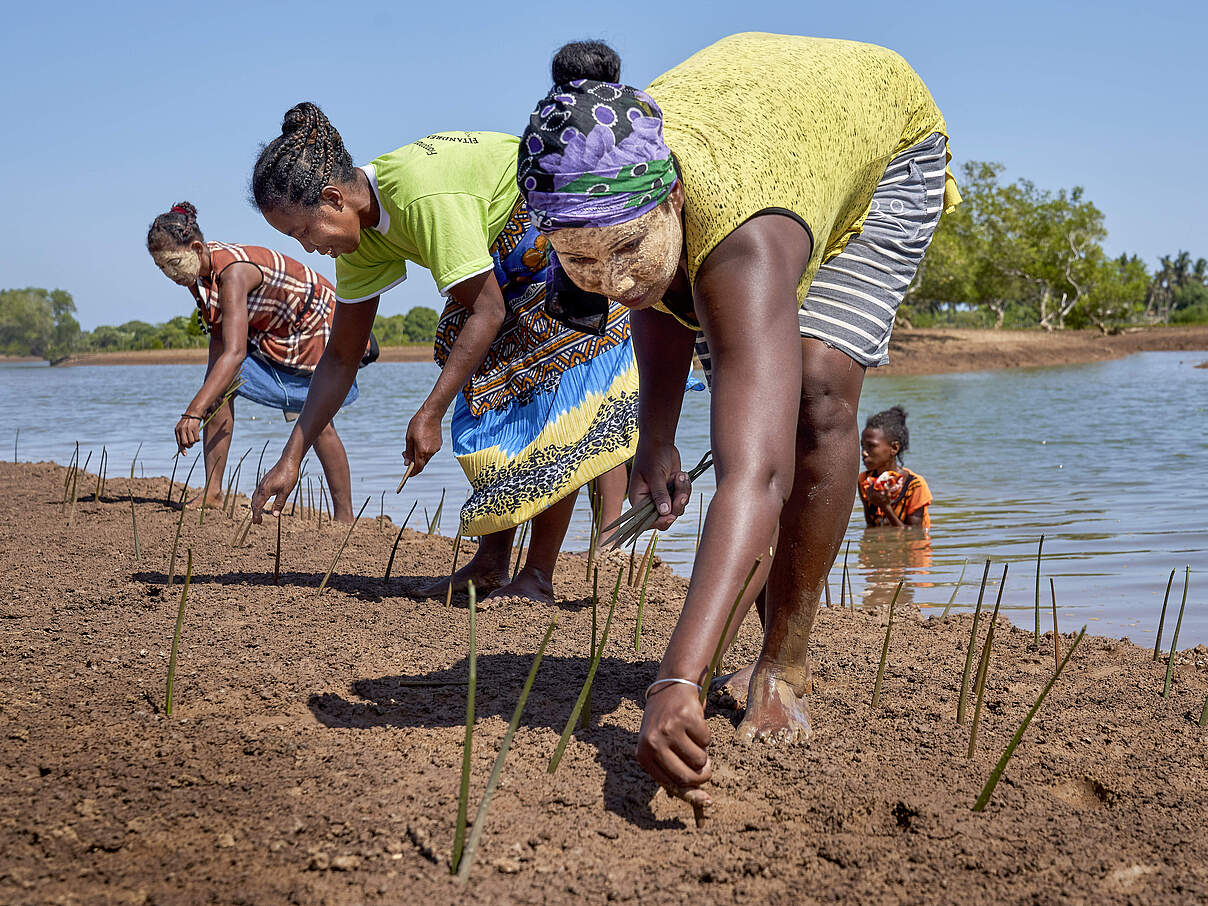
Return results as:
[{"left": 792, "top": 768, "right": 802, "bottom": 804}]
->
[{"left": 644, "top": 677, "right": 703, "bottom": 702}]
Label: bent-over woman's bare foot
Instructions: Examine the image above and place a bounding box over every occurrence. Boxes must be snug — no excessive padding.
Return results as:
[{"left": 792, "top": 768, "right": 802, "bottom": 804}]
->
[
  {"left": 737, "top": 660, "right": 812, "bottom": 745},
  {"left": 417, "top": 552, "right": 509, "bottom": 598},
  {"left": 183, "top": 491, "right": 225, "bottom": 511},
  {"left": 713, "top": 663, "right": 756, "bottom": 708},
  {"left": 482, "top": 566, "right": 555, "bottom": 607}
]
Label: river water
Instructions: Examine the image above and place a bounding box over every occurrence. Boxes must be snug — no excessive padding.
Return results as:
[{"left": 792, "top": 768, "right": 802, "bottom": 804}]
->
[{"left": 2, "top": 350, "right": 1205, "bottom": 644}]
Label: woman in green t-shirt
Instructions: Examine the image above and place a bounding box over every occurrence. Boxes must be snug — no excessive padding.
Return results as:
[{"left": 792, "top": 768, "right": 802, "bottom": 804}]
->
[{"left": 248, "top": 102, "right": 637, "bottom": 605}]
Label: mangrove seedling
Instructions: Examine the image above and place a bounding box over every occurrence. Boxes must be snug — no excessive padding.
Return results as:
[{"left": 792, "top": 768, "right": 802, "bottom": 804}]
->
[
  {"left": 456, "top": 618, "right": 557, "bottom": 882},
  {"left": 400, "top": 499, "right": 418, "bottom": 532},
  {"left": 871, "top": 581, "right": 904, "bottom": 709},
  {"left": 585, "top": 488, "right": 601, "bottom": 581},
  {"left": 445, "top": 524, "right": 465, "bottom": 608},
  {"left": 230, "top": 512, "right": 252, "bottom": 548},
  {"left": 627, "top": 535, "right": 638, "bottom": 586},
  {"left": 973, "top": 626, "right": 1087, "bottom": 812},
  {"left": 1162, "top": 566, "right": 1191, "bottom": 699},
  {"left": 12, "top": 427, "right": 16, "bottom": 463},
  {"left": 198, "top": 459, "right": 215, "bottom": 526},
  {"left": 1199, "top": 692, "right": 1208, "bottom": 728},
  {"left": 549, "top": 570, "right": 621, "bottom": 773},
  {"left": 941, "top": 558, "right": 969, "bottom": 618},
  {"left": 317, "top": 496, "right": 371, "bottom": 596},
  {"left": 199, "top": 377, "right": 245, "bottom": 428},
  {"left": 1033, "top": 533, "right": 1045, "bottom": 647},
  {"left": 840, "top": 540, "right": 850, "bottom": 610},
  {"left": 273, "top": 513, "right": 282, "bottom": 585},
  {"left": 95, "top": 446, "right": 107, "bottom": 502},
  {"left": 511, "top": 519, "right": 529, "bottom": 579},
  {"left": 378, "top": 491, "right": 385, "bottom": 533},
  {"left": 580, "top": 567, "right": 599, "bottom": 730},
  {"left": 1153, "top": 567, "right": 1177, "bottom": 661},
  {"left": 701, "top": 555, "right": 764, "bottom": 705},
  {"left": 450, "top": 581, "right": 478, "bottom": 874},
  {"left": 957, "top": 560, "right": 992, "bottom": 725},
  {"left": 1049, "top": 577, "right": 1061, "bottom": 674},
  {"left": 178, "top": 453, "right": 200, "bottom": 508},
  {"left": 428, "top": 488, "right": 445, "bottom": 536},
  {"left": 384, "top": 526, "right": 406, "bottom": 582},
  {"left": 634, "top": 533, "right": 658, "bottom": 653},
  {"left": 165, "top": 549, "right": 193, "bottom": 716},
  {"left": 61, "top": 442, "right": 78, "bottom": 511},
  {"left": 167, "top": 497, "right": 187, "bottom": 586},
  {"left": 968, "top": 563, "right": 1009, "bottom": 758},
  {"left": 255, "top": 438, "right": 270, "bottom": 486}
]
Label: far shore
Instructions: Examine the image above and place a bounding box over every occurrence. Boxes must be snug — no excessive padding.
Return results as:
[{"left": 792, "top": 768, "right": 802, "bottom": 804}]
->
[{"left": 7, "top": 325, "right": 1208, "bottom": 375}]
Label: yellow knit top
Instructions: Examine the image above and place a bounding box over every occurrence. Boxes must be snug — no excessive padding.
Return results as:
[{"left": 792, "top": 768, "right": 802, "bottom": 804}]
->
[{"left": 646, "top": 33, "right": 961, "bottom": 312}]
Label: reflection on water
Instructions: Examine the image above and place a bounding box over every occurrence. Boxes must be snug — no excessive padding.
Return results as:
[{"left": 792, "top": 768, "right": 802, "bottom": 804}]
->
[
  {"left": 857, "top": 526, "right": 934, "bottom": 610},
  {"left": 1, "top": 349, "right": 1205, "bottom": 644}
]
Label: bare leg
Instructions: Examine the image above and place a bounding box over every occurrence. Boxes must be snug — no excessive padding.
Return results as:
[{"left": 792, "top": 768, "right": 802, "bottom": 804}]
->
[
  {"left": 191, "top": 396, "right": 234, "bottom": 508},
  {"left": 593, "top": 462, "right": 629, "bottom": 530},
  {"left": 738, "top": 340, "right": 865, "bottom": 744},
  {"left": 312, "top": 421, "right": 354, "bottom": 522},
  {"left": 419, "top": 528, "right": 515, "bottom": 597},
  {"left": 486, "top": 488, "right": 580, "bottom": 606}
]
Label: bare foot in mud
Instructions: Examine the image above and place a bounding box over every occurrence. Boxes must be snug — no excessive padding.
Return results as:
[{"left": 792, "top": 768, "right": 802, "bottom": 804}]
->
[
  {"left": 416, "top": 554, "right": 509, "bottom": 599},
  {"left": 482, "top": 567, "right": 555, "bottom": 607},
  {"left": 713, "top": 663, "right": 756, "bottom": 708},
  {"left": 183, "top": 492, "right": 224, "bottom": 511},
  {"left": 736, "top": 662, "right": 813, "bottom": 745}
]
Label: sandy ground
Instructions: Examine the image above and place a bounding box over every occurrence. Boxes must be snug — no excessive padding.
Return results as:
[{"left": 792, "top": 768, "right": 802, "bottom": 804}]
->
[
  {"left": 1, "top": 462, "right": 1206, "bottom": 905},
  {"left": 46, "top": 325, "right": 1208, "bottom": 374}
]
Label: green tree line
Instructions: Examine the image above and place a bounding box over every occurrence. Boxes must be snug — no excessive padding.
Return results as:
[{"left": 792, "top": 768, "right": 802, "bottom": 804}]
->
[
  {"left": 906, "top": 161, "right": 1207, "bottom": 331},
  {"left": 0, "top": 288, "right": 441, "bottom": 365}
]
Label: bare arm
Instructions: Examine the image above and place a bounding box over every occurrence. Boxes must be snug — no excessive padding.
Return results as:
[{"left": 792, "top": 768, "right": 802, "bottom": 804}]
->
[
  {"left": 251, "top": 297, "right": 377, "bottom": 520},
  {"left": 403, "top": 271, "right": 506, "bottom": 475},
  {"left": 627, "top": 306, "right": 698, "bottom": 526},
  {"left": 174, "top": 263, "right": 256, "bottom": 453},
  {"left": 636, "top": 214, "right": 811, "bottom": 792}
]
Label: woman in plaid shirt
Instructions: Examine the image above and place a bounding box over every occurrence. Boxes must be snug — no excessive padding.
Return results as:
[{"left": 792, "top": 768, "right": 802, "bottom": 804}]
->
[{"left": 147, "top": 201, "right": 360, "bottom": 520}]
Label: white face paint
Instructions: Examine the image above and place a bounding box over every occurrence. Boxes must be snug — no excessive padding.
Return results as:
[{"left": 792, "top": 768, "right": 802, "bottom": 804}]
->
[
  {"left": 549, "top": 200, "right": 682, "bottom": 310},
  {"left": 152, "top": 249, "right": 201, "bottom": 286}
]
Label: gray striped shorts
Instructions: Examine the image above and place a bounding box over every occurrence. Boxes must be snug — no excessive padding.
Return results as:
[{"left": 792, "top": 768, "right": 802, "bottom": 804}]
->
[{"left": 695, "top": 131, "right": 948, "bottom": 378}]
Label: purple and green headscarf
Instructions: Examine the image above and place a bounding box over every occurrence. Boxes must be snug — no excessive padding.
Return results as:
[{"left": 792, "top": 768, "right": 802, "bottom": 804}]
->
[{"left": 518, "top": 79, "right": 676, "bottom": 232}]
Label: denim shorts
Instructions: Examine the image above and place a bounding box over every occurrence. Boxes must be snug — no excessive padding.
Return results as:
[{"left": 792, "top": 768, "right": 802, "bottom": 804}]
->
[{"left": 237, "top": 353, "right": 357, "bottom": 415}]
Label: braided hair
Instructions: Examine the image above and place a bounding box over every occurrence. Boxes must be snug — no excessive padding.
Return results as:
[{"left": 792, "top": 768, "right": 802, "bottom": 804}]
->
[
  {"left": 865, "top": 405, "right": 910, "bottom": 462},
  {"left": 146, "top": 201, "right": 202, "bottom": 251},
  {"left": 551, "top": 40, "right": 621, "bottom": 84},
  {"left": 251, "top": 102, "right": 357, "bottom": 211}
]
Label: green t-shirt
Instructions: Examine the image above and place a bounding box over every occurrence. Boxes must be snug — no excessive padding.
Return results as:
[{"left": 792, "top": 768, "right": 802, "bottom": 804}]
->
[{"left": 335, "top": 132, "right": 521, "bottom": 301}]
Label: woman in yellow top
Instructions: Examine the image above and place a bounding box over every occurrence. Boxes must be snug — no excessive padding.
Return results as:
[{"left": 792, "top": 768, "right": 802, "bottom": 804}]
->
[{"left": 517, "top": 34, "right": 959, "bottom": 798}]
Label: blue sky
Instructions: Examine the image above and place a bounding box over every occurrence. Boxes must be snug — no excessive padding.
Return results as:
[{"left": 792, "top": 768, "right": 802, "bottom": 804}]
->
[{"left": 1, "top": 0, "right": 1203, "bottom": 329}]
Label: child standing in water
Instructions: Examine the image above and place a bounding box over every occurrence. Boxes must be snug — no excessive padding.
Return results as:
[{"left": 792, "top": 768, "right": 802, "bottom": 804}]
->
[
  {"left": 859, "top": 406, "right": 932, "bottom": 528},
  {"left": 146, "top": 202, "right": 359, "bottom": 520},
  {"left": 517, "top": 33, "right": 958, "bottom": 798}
]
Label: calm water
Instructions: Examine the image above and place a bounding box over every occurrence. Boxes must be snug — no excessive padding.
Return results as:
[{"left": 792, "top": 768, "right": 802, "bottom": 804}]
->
[{"left": 2, "top": 350, "right": 1205, "bottom": 644}]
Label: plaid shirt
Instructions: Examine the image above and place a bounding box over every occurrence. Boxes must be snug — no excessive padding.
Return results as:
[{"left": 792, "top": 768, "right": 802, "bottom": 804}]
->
[{"left": 196, "top": 242, "right": 337, "bottom": 372}]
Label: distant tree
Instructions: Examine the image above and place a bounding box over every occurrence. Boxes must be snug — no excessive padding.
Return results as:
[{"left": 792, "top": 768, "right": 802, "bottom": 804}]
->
[
  {"left": 0, "top": 287, "right": 81, "bottom": 364},
  {"left": 402, "top": 306, "right": 439, "bottom": 343}
]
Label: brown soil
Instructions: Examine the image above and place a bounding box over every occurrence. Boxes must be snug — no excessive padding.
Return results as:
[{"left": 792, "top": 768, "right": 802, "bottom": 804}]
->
[
  {"left": 877, "top": 324, "right": 1208, "bottom": 376},
  {"left": 49, "top": 325, "right": 1208, "bottom": 374},
  {"left": 2, "top": 462, "right": 1206, "bottom": 905}
]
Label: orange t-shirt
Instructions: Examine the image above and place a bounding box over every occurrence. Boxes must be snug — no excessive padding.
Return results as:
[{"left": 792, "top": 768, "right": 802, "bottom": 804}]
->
[{"left": 858, "top": 469, "right": 932, "bottom": 528}]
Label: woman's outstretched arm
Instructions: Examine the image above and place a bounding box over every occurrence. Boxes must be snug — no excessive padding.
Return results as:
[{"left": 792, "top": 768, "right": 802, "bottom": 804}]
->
[
  {"left": 635, "top": 214, "right": 811, "bottom": 793},
  {"left": 251, "top": 297, "right": 376, "bottom": 520}
]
